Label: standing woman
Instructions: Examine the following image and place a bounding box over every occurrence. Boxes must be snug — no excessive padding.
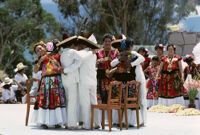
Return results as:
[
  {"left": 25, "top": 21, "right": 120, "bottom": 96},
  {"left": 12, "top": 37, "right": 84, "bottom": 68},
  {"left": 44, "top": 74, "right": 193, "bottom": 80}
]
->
[
  {"left": 183, "top": 55, "right": 200, "bottom": 80},
  {"left": 144, "top": 56, "right": 160, "bottom": 108},
  {"left": 156, "top": 44, "right": 185, "bottom": 106},
  {"left": 137, "top": 47, "right": 151, "bottom": 71},
  {"left": 32, "top": 41, "right": 66, "bottom": 129},
  {"left": 155, "top": 44, "right": 165, "bottom": 61},
  {"left": 96, "top": 34, "right": 118, "bottom": 103}
]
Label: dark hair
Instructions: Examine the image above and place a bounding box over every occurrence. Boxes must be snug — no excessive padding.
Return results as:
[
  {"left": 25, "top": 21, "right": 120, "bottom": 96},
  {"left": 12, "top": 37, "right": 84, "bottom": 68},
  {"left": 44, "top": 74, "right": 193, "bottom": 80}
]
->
[
  {"left": 17, "top": 68, "right": 25, "bottom": 74},
  {"left": 120, "top": 38, "right": 133, "bottom": 50},
  {"left": 103, "top": 33, "right": 113, "bottom": 42},
  {"left": 34, "top": 44, "right": 42, "bottom": 54},
  {"left": 155, "top": 44, "right": 164, "bottom": 51},
  {"left": 137, "top": 47, "right": 149, "bottom": 57},
  {"left": 183, "top": 56, "right": 194, "bottom": 63},
  {"left": 152, "top": 56, "right": 159, "bottom": 61},
  {"left": 52, "top": 39, "right": 60, "bottom": 52},
  {"left": 167, "top": 44, "right": 176, "bottom": 51},
  {"left": 3, "top": 84, "right": 11, "bottom": 89}
]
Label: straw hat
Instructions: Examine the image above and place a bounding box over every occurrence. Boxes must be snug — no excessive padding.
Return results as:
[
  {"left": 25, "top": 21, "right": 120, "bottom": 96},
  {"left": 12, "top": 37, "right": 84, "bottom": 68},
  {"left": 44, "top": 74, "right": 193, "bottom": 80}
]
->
[
  {"left": 1, "top": 77, "right": 13, "bottom": 87},
  {"left": 111, "top": 39, "right": 123, "bottom": 49},
  {"left": 14, "top": 62, "right": 27, "bottom": 72},
  {"left": 0, "top": 70, "right": 7, "bottom": 82},
  {"left": 77, "top": 36, "right": 100, "bottom": 49},
  {"left": 57, "top": 35, "right": 100, "bottom": 49},
  {"left": 57, "top": 36, "right": 78, "bottom": 48}
]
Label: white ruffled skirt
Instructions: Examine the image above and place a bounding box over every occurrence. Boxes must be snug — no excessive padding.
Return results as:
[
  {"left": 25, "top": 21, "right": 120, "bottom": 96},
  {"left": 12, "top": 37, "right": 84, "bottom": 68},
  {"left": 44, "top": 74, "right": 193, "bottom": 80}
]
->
[
  {"left": 31, "top": 107, "right": 67, "bottom": 126},
  {"left": 158, "top": 96, "right": 185, "bottom": 107},
  {"left": 147, "top": 99, "right": 158, "bottom": 108}
]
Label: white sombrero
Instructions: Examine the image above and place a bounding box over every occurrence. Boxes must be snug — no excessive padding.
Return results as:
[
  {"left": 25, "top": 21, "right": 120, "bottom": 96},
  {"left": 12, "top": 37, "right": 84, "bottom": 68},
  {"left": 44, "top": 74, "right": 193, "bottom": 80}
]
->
[
  {"left": 57, "top": 35, "right": 100, "bottom": 49},
  {"left": 1, "top": 77, "right": 13, "bottom": 87},
  {"left": 14, "top": 63, "right": 27, "bottom": 72}
]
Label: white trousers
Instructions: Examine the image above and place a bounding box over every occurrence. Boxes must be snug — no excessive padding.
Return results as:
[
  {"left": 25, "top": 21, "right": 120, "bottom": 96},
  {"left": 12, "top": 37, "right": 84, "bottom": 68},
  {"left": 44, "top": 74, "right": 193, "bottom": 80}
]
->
[
  {"left": 139, "top": 81, "right": 147, "bottom": 125},
  {"left": 79, "top": 83, "right": 100, "bottom": 129},
  {"left": 63, "top": 82, "right": 79, "bottom": 127}
]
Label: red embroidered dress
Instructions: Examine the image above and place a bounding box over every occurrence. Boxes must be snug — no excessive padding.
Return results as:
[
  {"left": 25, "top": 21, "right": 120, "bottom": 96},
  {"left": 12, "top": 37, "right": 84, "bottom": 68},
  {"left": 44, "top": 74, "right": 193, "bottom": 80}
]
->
[
  {"left": 35, "top": 54, "right": 66, "bottom": 109},
  {"left": 158, "top": 55, "right": 183, "bottom": 98},
  {"left": 145, "top": 66, "right": 159, "bottom": 99},
  {"left": 96, "top": 49, "right": 118, "bottom": 103},
  {"left": 184, "top": 63, "right": 200, "bottom": 80},
  {"left": 32, "top": 54, "right": 66, "bottom": 126},
  {"left": 142, "top": 57, "right": 151, "bottom": 71}
]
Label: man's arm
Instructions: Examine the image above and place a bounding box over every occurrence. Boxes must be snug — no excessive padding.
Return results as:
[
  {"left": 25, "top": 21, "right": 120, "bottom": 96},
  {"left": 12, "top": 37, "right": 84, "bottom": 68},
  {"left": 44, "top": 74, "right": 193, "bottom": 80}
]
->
[
  {"left": 130, "top": 51, "right": 145, "bottom": 67},
  {"left": 61, "top": 50, "right": 82, "bottom": 74}
]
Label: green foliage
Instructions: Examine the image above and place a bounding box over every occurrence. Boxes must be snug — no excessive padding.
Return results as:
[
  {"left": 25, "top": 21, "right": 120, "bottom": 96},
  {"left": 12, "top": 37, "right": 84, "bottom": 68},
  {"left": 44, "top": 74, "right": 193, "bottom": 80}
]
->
[
  {"left": 55, "top": 0, "right": 196, "bottom": 45},
  {"left": 0, "top": 0, "right": 59, "bottom": 77},
  {"left": 188, "top": 87, "right": 199, "bottom": 100}
]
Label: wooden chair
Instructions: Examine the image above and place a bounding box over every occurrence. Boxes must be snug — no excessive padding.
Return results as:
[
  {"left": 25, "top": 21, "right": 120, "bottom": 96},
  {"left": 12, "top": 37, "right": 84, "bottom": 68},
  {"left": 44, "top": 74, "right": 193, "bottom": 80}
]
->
[
  {"left": 91, "top": 81, "right": 123, "bottom": 131},
  {"left": 123, "top": 80, "right": 141, "bottom": 129},
  {"left": 25, "top": 78, "right": 40, "bottom": 126}
]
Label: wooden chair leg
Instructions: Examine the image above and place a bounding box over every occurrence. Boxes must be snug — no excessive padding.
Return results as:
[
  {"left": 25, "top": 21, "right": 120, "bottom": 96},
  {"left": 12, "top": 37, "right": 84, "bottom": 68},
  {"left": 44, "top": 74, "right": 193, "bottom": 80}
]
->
[
  {"left": 25, "top": 103, "right": 30, "bottom": 126},
  {"left": 91, "top": 107, "right": 94, "bottom": 130},
  {"left": 107, "top": 109, "right": 112, "bottom": 131},
  {"left": 124, "top": 107, "right": 128, "bottom": 130},
  {"left": 102, "top": 109, "right": 105, "bottom": 130},
  {"left": 136, "top": 108, "right": 140, "bottom": 129},
  {"left": 110, "top": 110, "right": 112, "bottom": 128},
  {"left": 118, "top": 109, "right": 122, "bottom": 131}
]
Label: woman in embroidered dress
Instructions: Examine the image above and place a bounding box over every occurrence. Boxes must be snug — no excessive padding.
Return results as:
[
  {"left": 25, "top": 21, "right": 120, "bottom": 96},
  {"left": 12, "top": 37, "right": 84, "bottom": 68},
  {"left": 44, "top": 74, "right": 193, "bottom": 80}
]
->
[
  {"left": 156, "top": 44, "right": 185, "bottom": 106},
  {"left": 155, "top": 44, "right": 165, "bottom": 62},
  {"left": 183, "top": 55, "right": 200, "bottom": 80},
  {"left": 96, "top": 34, "right": 118, "bottom": 103},
  {"left": 137, "top": 47, "right": 151, "bottom": 71},
  {"left": 110, "top": 38, "right": 147, "bottom": 127},
  {"left": 144, "top": 56, "right": 159, "bottom": 108},
  {"left": 32, "top": 41, "right": 66, "bottom": 129}
]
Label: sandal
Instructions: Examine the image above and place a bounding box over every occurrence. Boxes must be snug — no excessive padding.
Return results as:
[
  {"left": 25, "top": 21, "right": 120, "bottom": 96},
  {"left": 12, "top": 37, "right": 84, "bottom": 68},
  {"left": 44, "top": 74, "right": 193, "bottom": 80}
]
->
[
  {"left": 55, "top": 124, "right": 61, "bottom": 128},
  {"left": 41, "top": 124, "right": 48, "bottom": 129}
]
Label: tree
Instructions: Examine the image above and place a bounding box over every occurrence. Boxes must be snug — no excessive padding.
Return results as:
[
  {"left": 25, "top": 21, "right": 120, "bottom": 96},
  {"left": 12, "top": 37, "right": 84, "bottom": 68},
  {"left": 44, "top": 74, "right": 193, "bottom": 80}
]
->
[
  {"left": 55, "top": 0, "right": 196, "bottom": 45},
  {"left": 0, "top": 0, "right": 59, "bottom": 77}
]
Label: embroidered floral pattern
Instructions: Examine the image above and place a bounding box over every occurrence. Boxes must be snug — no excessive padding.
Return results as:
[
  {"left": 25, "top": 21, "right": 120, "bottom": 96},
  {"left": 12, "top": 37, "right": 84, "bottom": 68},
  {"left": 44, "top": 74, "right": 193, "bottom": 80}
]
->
[
  {"left": 158, "top": 55, "right": 183, "bottom": 98},
  {"left": 34, "top": 54, "right": 66, "bottom": 110},
  {"left": 145, "top": 66, "right": 159, "bottom": 99}
]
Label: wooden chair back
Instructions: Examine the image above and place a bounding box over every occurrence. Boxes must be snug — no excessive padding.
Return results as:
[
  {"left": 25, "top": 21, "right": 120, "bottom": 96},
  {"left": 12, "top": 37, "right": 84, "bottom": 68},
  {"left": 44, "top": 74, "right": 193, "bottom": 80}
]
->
[
  {"left": 108, "top": 81, "right": 123, "bottom": 106},
  {"left": 124, "top": 80, "right": 140, "bottom": 105}
]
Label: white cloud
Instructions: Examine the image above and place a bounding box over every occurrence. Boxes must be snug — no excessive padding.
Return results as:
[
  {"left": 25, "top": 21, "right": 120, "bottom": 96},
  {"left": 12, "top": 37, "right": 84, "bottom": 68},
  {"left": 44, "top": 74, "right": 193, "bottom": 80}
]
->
[{"left": 187, "top": 5, "right": 200, "bottom": 18}]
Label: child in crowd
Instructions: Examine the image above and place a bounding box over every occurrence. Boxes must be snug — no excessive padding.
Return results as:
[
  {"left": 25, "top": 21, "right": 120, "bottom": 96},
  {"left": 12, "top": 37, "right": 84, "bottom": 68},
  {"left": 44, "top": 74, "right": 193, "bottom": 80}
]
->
[
  {"left": 144, "top": 56, "right": 160, "bottom": 108},
  {"left": 138, "top": 47, "right": 151, "bottom": 71}
]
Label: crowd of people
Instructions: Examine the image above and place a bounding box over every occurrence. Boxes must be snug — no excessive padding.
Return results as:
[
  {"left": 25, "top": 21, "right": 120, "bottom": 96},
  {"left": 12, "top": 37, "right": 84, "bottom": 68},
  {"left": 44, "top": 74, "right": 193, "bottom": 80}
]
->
[{"left": 0, "top": 33, "right": 200, "bottom": 130}]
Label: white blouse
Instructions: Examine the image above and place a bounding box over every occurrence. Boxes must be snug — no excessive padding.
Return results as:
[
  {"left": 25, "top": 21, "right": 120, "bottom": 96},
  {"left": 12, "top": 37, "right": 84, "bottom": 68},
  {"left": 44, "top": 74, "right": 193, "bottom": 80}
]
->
[
  {"left": 14, "top": 73, "right": 28, "bottom": 90},
  {"left": 30, "top": 71, "right": 42, "bottom": 96},
  {"left": 2, "top": 89, "right": 15, "bottom": 102}
]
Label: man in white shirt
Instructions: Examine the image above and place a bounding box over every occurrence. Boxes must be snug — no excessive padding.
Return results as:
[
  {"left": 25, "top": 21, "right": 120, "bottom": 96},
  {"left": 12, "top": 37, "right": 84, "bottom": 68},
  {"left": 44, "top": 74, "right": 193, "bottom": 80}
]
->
[
  {"left": 57, "top": 37, "right": 82, "bottom": 129},
  {"left": 78, "top": 39, "right": 100, "bottom": 129}
]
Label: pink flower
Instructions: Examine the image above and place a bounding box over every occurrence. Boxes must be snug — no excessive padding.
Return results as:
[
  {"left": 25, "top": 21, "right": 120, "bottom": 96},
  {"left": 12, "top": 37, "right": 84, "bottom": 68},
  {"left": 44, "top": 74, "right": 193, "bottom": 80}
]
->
[{"left": 46, "top": 42, "right": 54, "bottom": 52}]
